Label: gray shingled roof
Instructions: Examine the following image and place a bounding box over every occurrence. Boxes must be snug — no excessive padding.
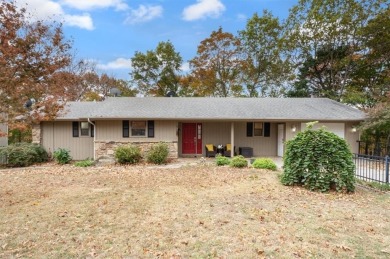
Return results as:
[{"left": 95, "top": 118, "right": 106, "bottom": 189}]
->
[{"left": 57, "top": 97, "right": 366, "bottom": 121}]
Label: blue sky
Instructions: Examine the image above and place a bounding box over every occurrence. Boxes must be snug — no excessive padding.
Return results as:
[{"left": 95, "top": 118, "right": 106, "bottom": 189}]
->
[{"left": 19, "top": 0, "right": 298, "bottom": 80}]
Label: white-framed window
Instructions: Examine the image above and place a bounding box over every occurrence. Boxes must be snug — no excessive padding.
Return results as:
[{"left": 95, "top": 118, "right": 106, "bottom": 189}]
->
[
  {"left": 72, "top": 121, "right": 94, "bottom": 137},
  {"left": 247, "top": 122, "right": 271, "bottom": 137},
  {"left": 131, "top": 121, "right": 146, "bottom": 137},
  {"left": 254, "top": 122, "right": 263, "bottom": 136},
  {"left": 80, "top": 122, "right": 90, "bottom": 136},
  {"left": 123, "top": 120, "right": 154, "bottom": 138}
]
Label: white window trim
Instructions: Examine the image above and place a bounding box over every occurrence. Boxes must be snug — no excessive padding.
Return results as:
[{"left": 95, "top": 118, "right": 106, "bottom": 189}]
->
[{"left": 130, "top": 121, "right": 147, "bottom": 137}]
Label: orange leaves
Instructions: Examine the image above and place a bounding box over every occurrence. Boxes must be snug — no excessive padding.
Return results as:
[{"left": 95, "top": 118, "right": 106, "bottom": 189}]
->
[{"left": 0, "top": 1, "right": 73, "bottom": 125}]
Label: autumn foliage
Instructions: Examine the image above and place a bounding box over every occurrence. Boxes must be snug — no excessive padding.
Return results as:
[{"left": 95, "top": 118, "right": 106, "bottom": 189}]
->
[{"left": 0, "top": 1, "right": 72, "bottom": 125}]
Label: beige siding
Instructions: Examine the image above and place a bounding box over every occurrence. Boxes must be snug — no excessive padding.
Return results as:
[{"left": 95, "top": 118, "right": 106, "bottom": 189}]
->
[
  {"left": 96, "top": 120, "right": 178, "bottom": 142},
  {"left": 233, "top": 122, "right": 277, "bottom": 157},
  {"left": 41, "top": 121, "right": 94, "bottom": 160},
  {"left": 285, "top": 122, "right": 301, "bottom": 142},
  {"left": 0, "top": 122, "right": 7, "bottom": 146},
  {"left": 285, "top": 121, "right": 360, "bottom": 154},
  {"left": 202, "top": 122, "right": 231, "bottom": 150},
  {"left": 344, "top": 121, "right": 360, "bottom": 154}
]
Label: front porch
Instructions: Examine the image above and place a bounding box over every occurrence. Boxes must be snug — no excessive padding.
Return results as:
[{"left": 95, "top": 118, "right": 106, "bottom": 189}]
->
[{"left": 177, "top": 121, "right": 287, "bottom": 158}]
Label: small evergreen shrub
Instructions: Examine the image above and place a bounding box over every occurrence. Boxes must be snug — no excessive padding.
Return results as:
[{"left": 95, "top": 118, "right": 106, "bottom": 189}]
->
[
  {"left": 215, "top": 154, "right": 230, "bottom": 166},
  {"left": 230, "top": 155, "right": 248, "bottom": 168},
  {"left": 281, "top": 123, "right": 355, "bottom": 192},
  {"left": 53, "top": 148, "right": 72, "bottom": 164},
  {"left": 147, "top": 142, "right": 169, "bottom": 164},
  {"left": 252, "top": 158, "right": 277, "bottom": 171},
  {"left": 74, "top": 159, "right": 94, "bottom": 167},
  {"left": 115, "top": 144, "right": 142, "bottom": 164},
  {"left": 0, "top": 143, "right": 48, "bottom": 167}
]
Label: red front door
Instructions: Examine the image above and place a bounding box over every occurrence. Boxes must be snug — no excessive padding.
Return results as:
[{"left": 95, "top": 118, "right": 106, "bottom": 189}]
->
[{"left": 182, "top": 123, "right": 202, "bottom": 154}]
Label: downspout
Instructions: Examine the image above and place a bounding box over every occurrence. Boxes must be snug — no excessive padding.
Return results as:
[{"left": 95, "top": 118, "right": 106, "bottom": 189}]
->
[{"left": 87, "top": 118, "right": 96, "bottom": 161}]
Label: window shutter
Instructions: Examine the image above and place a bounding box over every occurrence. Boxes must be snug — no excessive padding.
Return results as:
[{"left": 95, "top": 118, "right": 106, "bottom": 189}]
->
[
  {"left": 246, "top": 122, "right": 253, "bottom": 137},
  {"left": 90, "top": 122, "right": 95, "bottom": 137},
  {"left": 123, "top": 120, "right": 129, "bottom": 138},
  {"left": 264, "top": 122, "right": 271, "bottom": 137},
  {"left": 72, "top": 122, "right": 79, "bottom": 137},
  {"left": 148, "top": 120, "right": 154, "bottom": 138}
]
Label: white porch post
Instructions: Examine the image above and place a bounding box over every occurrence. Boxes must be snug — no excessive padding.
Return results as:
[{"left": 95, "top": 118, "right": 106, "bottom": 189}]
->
[{"left": 230, "top": 122, "right": 235, "bottom": 157}]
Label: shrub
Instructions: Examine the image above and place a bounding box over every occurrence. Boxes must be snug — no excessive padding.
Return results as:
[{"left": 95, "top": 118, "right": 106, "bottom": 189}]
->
[
  {"left": 252, "top": 158, "right": 277, "bottom": 171},
  {"left": 215, "top": 154, "right": 230, "bottom": 166},
  {"left": 0, "top": 143, "right": 48, "bottom": 167},
  {"left": 281, "top": 123, "right": 355, "bottom": 192},
  {"left": 74, "top": 159, "right": 94, "bottom": 167},
  {"left": 53, "top": 148, "right": 72, "bottom": 164},
  {"left": 115, "top": 144, "right": 142, "bottom": 164},
  {"left": 147, "top": 142, "right": 169, "bottom": 164},
  {"left": 230, "top": 155, "right": 248, "bottom": 168}
]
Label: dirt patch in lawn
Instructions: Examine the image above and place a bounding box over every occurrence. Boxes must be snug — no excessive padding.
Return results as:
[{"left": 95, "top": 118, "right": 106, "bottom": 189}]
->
[{"left": 1, "top": 163, "right": 390, "bottom": 258}]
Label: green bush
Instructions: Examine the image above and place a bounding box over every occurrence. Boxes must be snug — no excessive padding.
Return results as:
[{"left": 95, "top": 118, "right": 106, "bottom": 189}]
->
[
  {"left": 115, "top": 144, "right": 142, "bottom": 164},
  {"left": 74, "top": 159, "right": 94, "bottom": 167},
  {"left": 230, "top": 155, "right": 248, "bottom": 168},
  {"left": 0, "top": 143, "right": 48, "bottom": 167},
  {"left": 215, "top": 154, "right": 230, "bottom": 166},
  {"left": 252, "top": 158, "right": 277, "bottom": 171},
  {"left": 147, "top": 142, "right": 169, "bottom": 164},
  {"left": 53, "top": 148, "right": 72, "bottom": 164},
  {"left": 281, "top": 123, "right": 355, "bottom": 192}
]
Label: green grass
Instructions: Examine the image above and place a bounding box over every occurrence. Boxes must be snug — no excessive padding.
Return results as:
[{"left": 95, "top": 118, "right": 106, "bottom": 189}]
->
[{"left": 74, "top": 159, "right": 94, "bottom": 167}]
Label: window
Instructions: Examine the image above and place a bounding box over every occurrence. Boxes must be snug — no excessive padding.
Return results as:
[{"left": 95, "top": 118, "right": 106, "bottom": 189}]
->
[
  {"left": 72, "top": 121, "right": 94, "bottom": 137},
  {"left": 246, "top": 122, "right": 271, "bottom": 137},
  {"left": 80, "top": 122, "right": 89, "bottom": 136},
  {"left": 131, "top": 121, "right": 146, "bottom": 136},
  {"left": 254, "top": 122, "right": 263, "bottom": 136},
  {"left": 123, "top": 120, "right": 155, "bottom": 137}
]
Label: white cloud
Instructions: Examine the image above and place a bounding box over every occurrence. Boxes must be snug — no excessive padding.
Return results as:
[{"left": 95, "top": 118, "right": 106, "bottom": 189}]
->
[
  {"left": 124, "top": 5, "right": 163, "bottom": 25},
  {"left": 182, "top": 0, "right": 225, "bottom": 21},
  {"left": 15, "top": 0, "right": 94, "bottom": 30},
  {"left": 64, "top": 14, "right": 94, "bottom": 30},
  {"left": 237, "top": 13, "right": 247, "bottom": 21},
  {"left": 60, "top": 0, "right": 129, "bottom": 11},
  {"left": 97, "top": 58, "right": 132, "bottom": 70},
  {"left": 180, "top": 62, "right": 191, "bottom": 72}
]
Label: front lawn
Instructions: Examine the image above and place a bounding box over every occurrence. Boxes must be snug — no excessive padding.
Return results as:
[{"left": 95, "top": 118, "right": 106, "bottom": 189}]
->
[{"left": 1, "top": 163, "right": 389, "bottom": 258}]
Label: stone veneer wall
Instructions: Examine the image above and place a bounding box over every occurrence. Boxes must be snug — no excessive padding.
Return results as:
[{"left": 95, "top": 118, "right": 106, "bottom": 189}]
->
[
  {"left": 32, "top": 123, "right": 41, "bottom": 144},
  {"left": 95, "top": 141, "right": 178, "bottom": 160}
]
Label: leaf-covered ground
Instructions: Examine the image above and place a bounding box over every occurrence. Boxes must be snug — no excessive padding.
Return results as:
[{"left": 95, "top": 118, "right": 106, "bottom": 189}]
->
[{"left": 1, "top": 160, "right": 389, "bottom": 258}]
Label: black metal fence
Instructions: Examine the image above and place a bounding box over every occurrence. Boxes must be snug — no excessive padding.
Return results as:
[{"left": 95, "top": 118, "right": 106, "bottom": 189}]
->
[{"left": 353, "top": 153, "right": 390, "bottom": 184}]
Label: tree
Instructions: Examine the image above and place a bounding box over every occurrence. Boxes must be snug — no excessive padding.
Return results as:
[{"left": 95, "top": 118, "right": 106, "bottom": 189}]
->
[
  {"left": 285, "top": 0, "right": 384, "bottom": 102},
  {"left": 0, "top": 1, "right": 73, "bottom": 125},
  {"left": 189, "top": 27, "right": 242, "bottom": 97},
  {"left": 360, "top": 93, "right": 390, "bottom": 155},
  {"left": 130, "top": 41, "right": 182, "bottom": 96},
  {"left": 238, "top": 11, "right": 291, "bottom": 97},
  {"left": 347, "top": 5, "right": 390, "bottom": 108}
]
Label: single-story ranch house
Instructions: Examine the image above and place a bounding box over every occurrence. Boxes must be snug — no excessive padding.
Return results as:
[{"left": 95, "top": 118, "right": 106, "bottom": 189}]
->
[{"left": 32, "top": 97, "right": 366, "bottom": 161}]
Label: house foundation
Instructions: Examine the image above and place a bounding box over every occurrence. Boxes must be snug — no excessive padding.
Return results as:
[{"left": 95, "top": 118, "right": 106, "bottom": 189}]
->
[
  {"left": 95, "top": 141, "right": 178, "bottom": 160},
  {"left": 32, "top": 123, "right": 41, "bottom": 144}
]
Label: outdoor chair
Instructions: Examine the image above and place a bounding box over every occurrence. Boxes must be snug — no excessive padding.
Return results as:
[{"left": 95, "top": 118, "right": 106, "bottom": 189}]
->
[
  {"left": 223, "top": 144, "right": 235, "bottom": 157},
  {"left": 205, "top": 144, "right": 217, "bottom": 157}
]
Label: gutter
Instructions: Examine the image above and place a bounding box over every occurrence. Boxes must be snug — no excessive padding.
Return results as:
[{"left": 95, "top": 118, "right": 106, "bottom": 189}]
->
[{"left": 87, "top": 118, "right": 96, "bottom": 161}]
